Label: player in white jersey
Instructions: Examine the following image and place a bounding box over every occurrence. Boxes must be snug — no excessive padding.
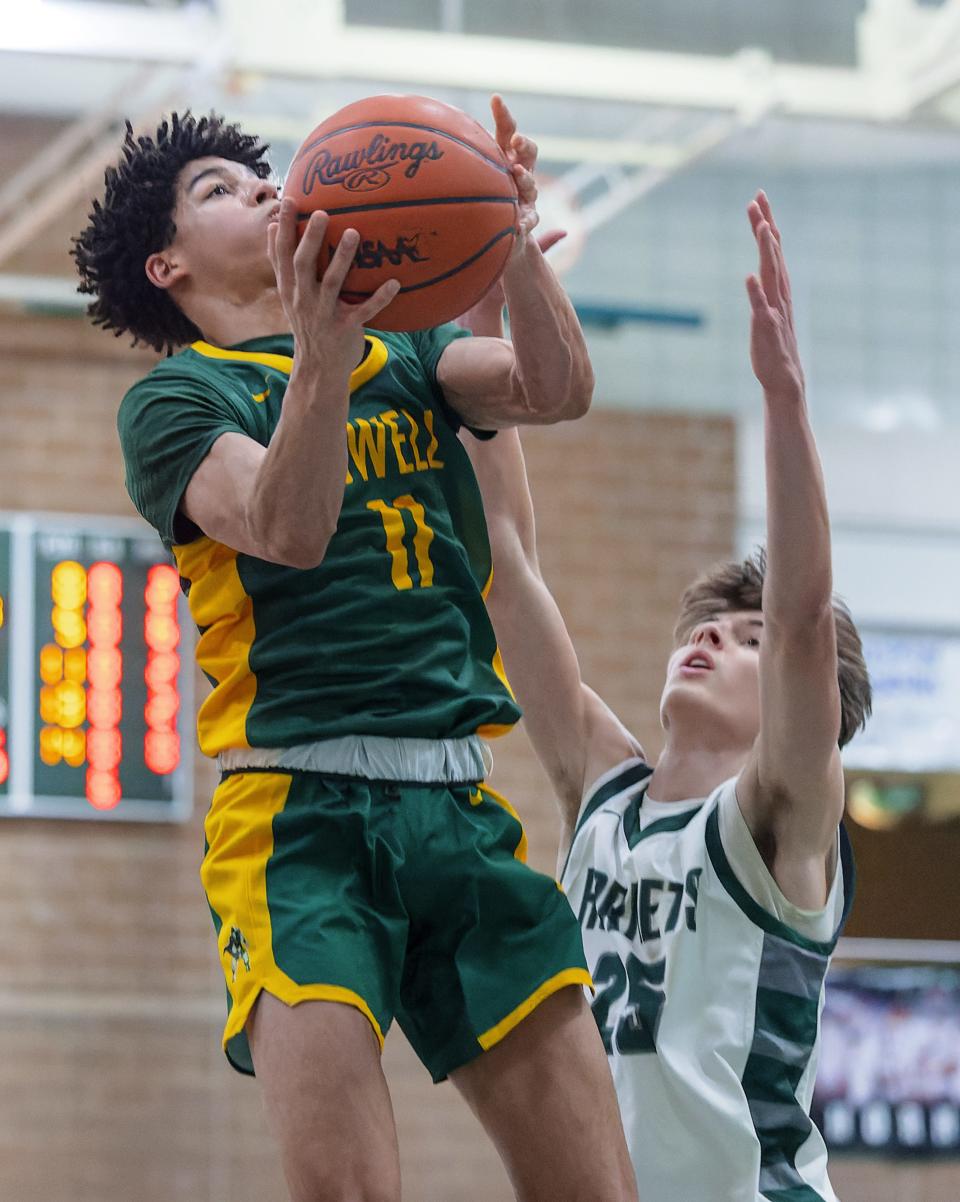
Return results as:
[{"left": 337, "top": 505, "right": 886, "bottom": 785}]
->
[{"left": 458, "top": 194, "right": 873, "bottom": 1201}]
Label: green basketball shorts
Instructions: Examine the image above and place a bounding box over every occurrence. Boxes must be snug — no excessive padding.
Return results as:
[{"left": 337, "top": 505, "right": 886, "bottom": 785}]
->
[{"left": 201, "top": 768, "right": 591, "bottom": 1082}]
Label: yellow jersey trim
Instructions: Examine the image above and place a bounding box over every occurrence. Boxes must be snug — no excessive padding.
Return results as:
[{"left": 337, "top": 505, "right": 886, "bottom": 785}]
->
[
  {"left": 477, "top": 967, "right": 594, "bottom": 1052},
  {"left": 350, "top": 335, "right": 389, "bottom": 390},
  {"left": 173, "top": 537, "right": 256, "bottom": 754},
  {"left": 478, "top": 566, "right": 517, "bottom": 739},
  {"left": 174, "top": 337, "right": 391, "bottom": 757},
  {"left": 190, "top": 334, "right": 390, "bottom": 393},
  {"left": 191, "top": 341, "right": 295, "bottom": 373}
]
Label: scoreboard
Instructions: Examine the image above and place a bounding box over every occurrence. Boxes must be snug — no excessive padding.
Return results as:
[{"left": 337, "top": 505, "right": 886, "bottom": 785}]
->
[{"left": 0, "top": 513, "right": 192, "bottom": 821}]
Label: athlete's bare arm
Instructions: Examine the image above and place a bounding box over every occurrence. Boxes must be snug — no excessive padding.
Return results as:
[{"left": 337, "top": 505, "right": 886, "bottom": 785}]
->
[
  {"left": 437, "top": 97, "right": 593, "bottom": 429},
  {"left": 181, "top": 204, "right": 399, "bottom": 567},
  {"left": 466, "top": 430, "right": 640, "bottom": 849},
  {"left": 456, "top": 233, "right": 636, "bottom": 854},
  {"left": 734, "top": 192, "right": 845, "bottom": 911}
]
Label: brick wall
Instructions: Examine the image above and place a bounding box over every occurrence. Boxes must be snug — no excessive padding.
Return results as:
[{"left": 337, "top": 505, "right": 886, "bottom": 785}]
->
[{"left": 1, "top": 313, "right": 947, "bottom": 1202}]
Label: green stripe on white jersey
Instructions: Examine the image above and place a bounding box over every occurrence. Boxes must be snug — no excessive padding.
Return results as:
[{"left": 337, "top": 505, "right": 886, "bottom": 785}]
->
[{"left": 560, "top": 763, "right": 854, "bottom": 1202}]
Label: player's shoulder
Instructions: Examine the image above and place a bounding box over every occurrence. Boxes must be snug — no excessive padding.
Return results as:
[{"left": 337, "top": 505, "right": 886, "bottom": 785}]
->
[
  {"left": 369, "top": 328, "right": 416, "bottom": 355},
  {"left": 373, "top": 322, "right": 470, "bottom": 368},
  {"left": 118, "top": 345, "right": 238, "bottom": 425},
  {"left": 569, "top": 762, "right": 724, "bottom": 857},
  {"left": 558, "top": 756, "right": 652, "bottom": 881},
  {"left": 581, "top": 756, "right": 653, "bottom": 816},
  {"left": 122, "top": 344, "right": 211, "bottom": 400},
  {"left": 567, "top": 756, "right": 653, "bottom": 843}
]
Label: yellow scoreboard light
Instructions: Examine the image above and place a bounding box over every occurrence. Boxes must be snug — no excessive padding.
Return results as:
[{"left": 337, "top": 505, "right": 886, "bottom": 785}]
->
[{"left": 0, "top": 514, "right": 192, "bottom": 821}]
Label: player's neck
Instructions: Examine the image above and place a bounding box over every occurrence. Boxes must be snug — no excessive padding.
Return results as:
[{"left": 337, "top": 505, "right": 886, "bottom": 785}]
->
[
  {"left": 183, "top": 288, "right": 291, "bottom": 349},
  {"left": 649, "top": 740, "right": 747, "bottom": 804}
]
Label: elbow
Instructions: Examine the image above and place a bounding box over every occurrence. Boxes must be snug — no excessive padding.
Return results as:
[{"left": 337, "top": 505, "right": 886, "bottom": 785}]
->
[
  {"left": 519, "top": 356, "right": 594, "bottom": 424},
  {"left": 565, "top": 362, "right": 594, "bottom": 419},
  {"left": 242, "top": 488, "right": 338, "bottom": 569},
  {"left": 252, "top": 522, "right": 334, "bottom": 570},
  {"left": 274, "top": 530, "right": 333, "bottom": 570},
  {"left": 276, "top": 544, "right": 329, "bottom": 571},
  {"left": 567, "top": 334, "right": 596, "bottom": 414},
  {"left": 554, "top": 350, "right": 594, "bottom": 421}
]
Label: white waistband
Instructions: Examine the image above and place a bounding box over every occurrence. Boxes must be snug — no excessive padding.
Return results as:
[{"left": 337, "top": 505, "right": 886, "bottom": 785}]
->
[{"left": 217, "top": 734, "right": 492, "bottom": 783}]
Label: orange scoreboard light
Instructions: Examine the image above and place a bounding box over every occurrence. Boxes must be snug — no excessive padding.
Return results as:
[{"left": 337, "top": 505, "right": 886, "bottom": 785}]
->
[{"left": 0, "top": 514, "right": 192, "bottom": 821}]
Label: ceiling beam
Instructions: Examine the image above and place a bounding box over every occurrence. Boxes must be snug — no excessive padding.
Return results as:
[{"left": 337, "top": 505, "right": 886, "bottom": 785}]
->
[
  {"left": 859, "top": 0, "right": 960, "bottom": 118},
  {"left": 0, "top": 0, "right": 914, "bottom": 123},
  {"left": 0, "top": 65, "right": 189, "bottom": 269}
]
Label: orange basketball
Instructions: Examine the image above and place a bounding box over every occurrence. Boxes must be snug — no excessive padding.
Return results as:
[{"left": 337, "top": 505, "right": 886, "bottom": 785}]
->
[{"left": 284, "top": 94, "right": 519, "bottom": 331}]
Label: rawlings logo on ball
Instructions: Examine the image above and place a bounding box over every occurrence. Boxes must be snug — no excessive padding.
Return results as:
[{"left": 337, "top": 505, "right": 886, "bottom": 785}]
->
[
  {"left": 301, "top": 133, "right": 445, "bottom": 194},
  {"left": 342, "top": 168, "right": 392, "bottom": 192}
]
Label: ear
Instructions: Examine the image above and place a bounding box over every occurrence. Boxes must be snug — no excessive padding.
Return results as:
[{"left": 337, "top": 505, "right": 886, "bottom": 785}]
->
[{"left": 145, "top": 249, "right": 187, "bottom": 292}]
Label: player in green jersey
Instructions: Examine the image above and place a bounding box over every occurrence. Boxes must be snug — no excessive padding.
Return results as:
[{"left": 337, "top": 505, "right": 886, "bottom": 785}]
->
[
  {"left": 460, "top": 198, "right": 873, "bottom": 1200},
  {"left": 72, "top": 106, "right": 637, "bottom": 1202}
]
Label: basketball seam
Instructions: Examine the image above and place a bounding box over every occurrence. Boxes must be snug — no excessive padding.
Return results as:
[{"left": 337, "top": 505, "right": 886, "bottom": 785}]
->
[
  {"left": 296, "top": 196, "right": 517, "bottom": 220},
  {"left": 293, "top": 120, "right": 512, "bottom": 176},
  {"left": 339, "top": 224, "right": 516, "bottom": 298}
]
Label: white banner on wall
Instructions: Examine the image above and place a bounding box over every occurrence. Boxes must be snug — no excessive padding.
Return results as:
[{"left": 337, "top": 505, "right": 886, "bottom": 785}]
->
[{"left": 843, "top": 631, "right": 960, "bottom": 772}]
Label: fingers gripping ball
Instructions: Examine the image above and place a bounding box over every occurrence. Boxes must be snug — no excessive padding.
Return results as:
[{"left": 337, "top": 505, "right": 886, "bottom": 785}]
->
[{"left": 284, "top": 95, "right": 519, "bottom": 331}]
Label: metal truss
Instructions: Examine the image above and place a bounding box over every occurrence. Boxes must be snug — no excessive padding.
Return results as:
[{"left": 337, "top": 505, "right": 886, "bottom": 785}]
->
[
  {"left": 3, "top": 0, "right": 960, "bottom": 308},
  {"left": 3, "top": 0, "right": 958, "bottom": 122}
]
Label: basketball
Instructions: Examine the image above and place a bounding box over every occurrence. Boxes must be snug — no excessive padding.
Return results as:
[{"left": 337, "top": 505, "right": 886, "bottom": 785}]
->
[{"left": 283, "top": 94, "right": 519, "bottom": 331}]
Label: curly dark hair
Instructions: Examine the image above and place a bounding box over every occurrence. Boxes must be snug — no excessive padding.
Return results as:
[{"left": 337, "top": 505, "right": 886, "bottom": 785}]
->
[
  {"left": 673, "top": 548, "right": 872, "bottom": 750},
  {"left": 71, "top": 112, "right": 273, "bottom": 354}
]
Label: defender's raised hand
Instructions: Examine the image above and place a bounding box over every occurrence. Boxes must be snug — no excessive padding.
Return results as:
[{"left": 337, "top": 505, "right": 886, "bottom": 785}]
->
[
  {"left": 746, "top": 191, "right": 804, "bottom": 402},
  {"left": 491, "top": 95, "right": 540, "bottom": 249}
]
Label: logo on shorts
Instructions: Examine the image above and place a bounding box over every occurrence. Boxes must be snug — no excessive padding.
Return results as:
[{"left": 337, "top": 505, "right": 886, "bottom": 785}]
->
[{"left": 225, "top": 926, "right": 251, "bottom": 982}]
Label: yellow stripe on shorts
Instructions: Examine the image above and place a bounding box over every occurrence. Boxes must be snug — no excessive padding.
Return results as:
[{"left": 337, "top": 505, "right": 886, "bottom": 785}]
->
[
  {"left": 471, "top": 781, "right": 528, "bottom": 863},
  {"left": 477, "top": 967, "right": 594, "bottom": 1052},
  {"left": 202, "top": 771, "right": 385, "bottom": 1051}
]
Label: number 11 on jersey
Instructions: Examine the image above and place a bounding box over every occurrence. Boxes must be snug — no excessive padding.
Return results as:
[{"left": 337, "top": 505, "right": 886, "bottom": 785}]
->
[{"left": 367, "top": 495, "right": 436, "bottom": 590}]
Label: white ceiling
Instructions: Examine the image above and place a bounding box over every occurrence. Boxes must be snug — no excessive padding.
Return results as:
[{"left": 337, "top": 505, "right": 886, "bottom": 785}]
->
[{"left": 5, "top": 0, "right": 960, "bottom": 429}]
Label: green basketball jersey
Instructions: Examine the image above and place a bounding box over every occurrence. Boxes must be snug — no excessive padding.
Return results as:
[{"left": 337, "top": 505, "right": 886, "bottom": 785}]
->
[{"left": 117, "top": 326, "right": 520, "bottom": 756}]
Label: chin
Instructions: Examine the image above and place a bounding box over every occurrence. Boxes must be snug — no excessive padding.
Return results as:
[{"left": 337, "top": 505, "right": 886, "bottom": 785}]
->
[{"left": 662, "top": 686, "right": 741, "bottom": 736}]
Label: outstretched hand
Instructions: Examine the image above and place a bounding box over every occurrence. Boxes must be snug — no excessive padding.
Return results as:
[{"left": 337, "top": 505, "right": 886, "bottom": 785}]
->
[
  {"left": 746, "top": 191, "right": 804, "bottom": 402},
  {"left": 491, "top": 94, "right": 540, "bottom": 252}
]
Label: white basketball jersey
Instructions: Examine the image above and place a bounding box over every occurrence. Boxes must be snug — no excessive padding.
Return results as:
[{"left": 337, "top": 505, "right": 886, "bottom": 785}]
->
[{"left": 560, "top": 758, "right": 853, "bottom": 1202}]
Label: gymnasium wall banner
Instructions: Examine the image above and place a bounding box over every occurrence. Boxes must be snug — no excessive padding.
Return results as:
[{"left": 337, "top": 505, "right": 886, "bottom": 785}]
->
[
  {"left": 813, "top": 967, "right": 960, "bottom": 1158},
  {"left": 0, "top": 513, "right": 192, "bottom": 822},
  {"left": 842, "top": 629, "right": 960, "bottom": 772}
]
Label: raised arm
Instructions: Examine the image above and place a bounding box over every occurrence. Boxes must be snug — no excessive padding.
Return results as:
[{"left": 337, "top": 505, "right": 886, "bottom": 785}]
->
[
  {"left": 736, "top": 192, "right": 845, "bottom": 910},
  {"left": 437, "top": 97, "right": 594, "bottom": 429},
  {"left": 455, "top": 241, "right": 637, "bottom": 837},
  {"left": 464, "top": 427, "right": 641, "bottom": 846},
  {"left": 181, "top": 204, "right": 398, "bottom": 566}
]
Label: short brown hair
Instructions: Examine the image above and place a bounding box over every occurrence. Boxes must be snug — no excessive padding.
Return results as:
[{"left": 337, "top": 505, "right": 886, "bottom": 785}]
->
[{"left": 673, "top": 548, "right": 871, "bottom": 749}]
